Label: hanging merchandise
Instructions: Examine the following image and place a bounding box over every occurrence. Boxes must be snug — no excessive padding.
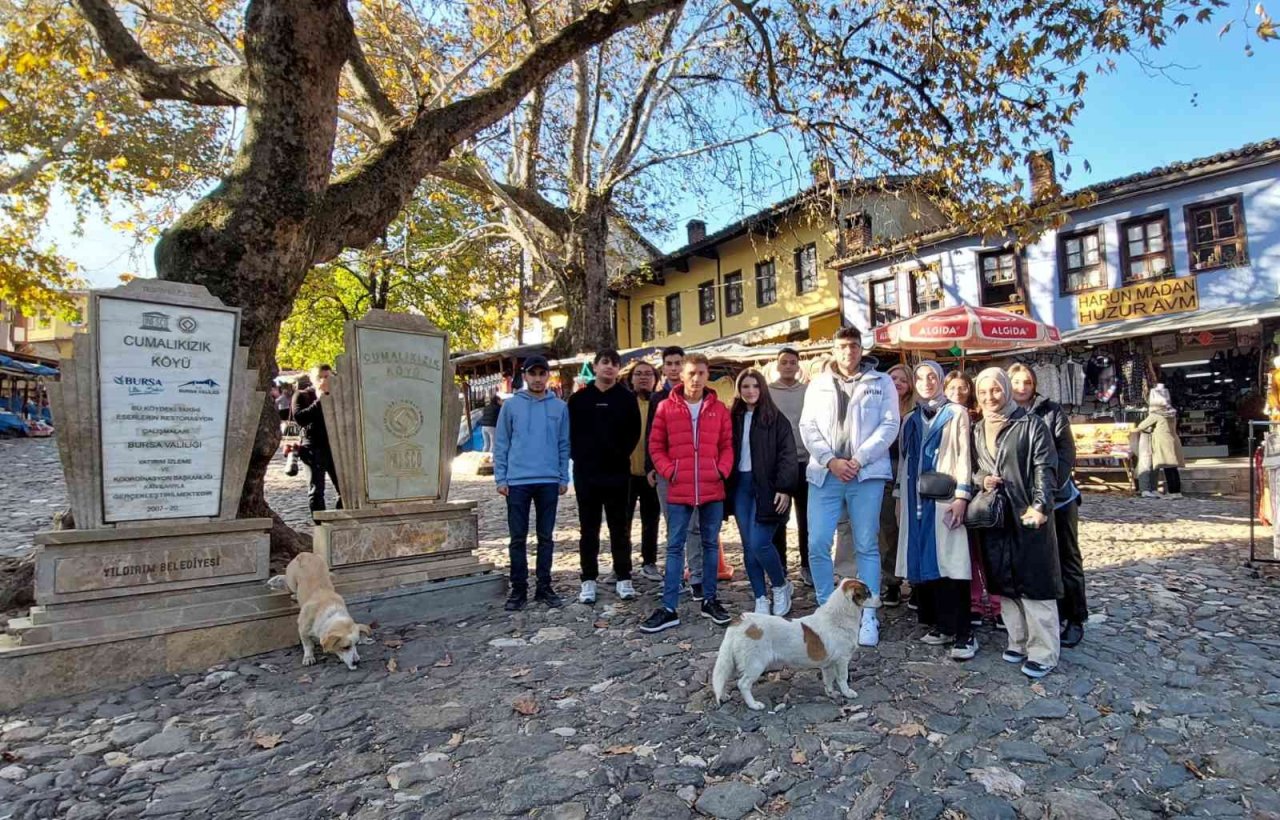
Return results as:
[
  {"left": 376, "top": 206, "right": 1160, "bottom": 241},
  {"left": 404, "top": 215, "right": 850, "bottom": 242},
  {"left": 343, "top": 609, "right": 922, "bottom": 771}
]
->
[
  {"left": 1086, "top": 352, "right": 1118, "bottom": 403},
  {"left": 1118, "top": 344, "right": 1150, "bottom": 407},
  {"left": 1060, "top": 358, "right": 1087, "bottom": 407}
]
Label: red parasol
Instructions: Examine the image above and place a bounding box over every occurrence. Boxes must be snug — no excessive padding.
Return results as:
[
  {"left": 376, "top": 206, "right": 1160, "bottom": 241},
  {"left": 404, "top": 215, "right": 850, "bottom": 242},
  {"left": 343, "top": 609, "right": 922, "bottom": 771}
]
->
[{"left": 872, "top": 305, "right": 1061, "bottom": 351}]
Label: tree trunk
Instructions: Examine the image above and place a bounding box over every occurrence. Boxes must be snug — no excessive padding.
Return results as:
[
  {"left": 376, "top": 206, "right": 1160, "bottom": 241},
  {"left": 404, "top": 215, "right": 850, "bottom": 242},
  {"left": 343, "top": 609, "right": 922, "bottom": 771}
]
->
[
  {"left": 153, "top": 0, "right": 352, "bottom": 558},
  {"left": 562, "top": 194, "right": 616, "bottom": 352}
]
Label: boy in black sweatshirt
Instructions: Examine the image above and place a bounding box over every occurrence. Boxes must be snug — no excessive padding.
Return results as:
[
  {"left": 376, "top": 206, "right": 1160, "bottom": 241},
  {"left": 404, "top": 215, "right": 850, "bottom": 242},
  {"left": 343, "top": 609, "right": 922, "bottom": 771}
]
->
[{"left": 568, "top": 349, "right": 641, "bottom": 603}]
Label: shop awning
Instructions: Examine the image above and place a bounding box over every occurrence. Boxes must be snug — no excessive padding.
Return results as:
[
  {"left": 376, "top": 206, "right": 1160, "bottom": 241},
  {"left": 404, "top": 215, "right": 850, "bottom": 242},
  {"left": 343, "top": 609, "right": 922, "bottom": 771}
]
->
[
  {"left": 690, "top": 315, "right": 810, "bottom": 350},
  {"left": 1058, "top": 297, "right": 1280, "bottom": 346}
]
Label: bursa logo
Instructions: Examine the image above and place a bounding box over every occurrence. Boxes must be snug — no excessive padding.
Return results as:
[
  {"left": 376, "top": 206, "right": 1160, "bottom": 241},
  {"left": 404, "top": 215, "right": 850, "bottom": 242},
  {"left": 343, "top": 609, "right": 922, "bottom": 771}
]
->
[
  {"left": 178, "top": 378, "right": 221, "bottom": 395},
  {"left": 114, "top": 375, "right": 163, "bottom": 396}
]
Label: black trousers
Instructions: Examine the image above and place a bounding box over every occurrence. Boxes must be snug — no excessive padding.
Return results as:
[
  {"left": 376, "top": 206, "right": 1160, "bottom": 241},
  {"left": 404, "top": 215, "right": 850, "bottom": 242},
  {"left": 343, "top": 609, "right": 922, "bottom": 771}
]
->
[
  {"left": 772, "top": 462, "right": 810, "bottom": 570},
  {"left": 1055, "top": 499, "right": 1088, "bottom": 624},
  {"left": 878, "top": 484, "right": 900, "bottom": 589},
  {"left": 578, "top": 481, "right": 633, "bottom": 581},
  {"left": 1163, "top": 468, "right": 1182, "bottom": 495},
  {"left": 627, "top": 475, "right": 661, "bottom": 566},
  {"left": 917, "top": 579, "right": 972, "bottom": 642},
  {"left": 300, "top": 444, "right": 341, "bottom": 513}
]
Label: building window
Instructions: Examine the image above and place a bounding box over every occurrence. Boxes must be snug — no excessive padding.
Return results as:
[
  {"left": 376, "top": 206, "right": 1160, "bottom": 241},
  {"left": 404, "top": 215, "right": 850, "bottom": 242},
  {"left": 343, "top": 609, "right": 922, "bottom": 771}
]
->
[
  {"left": 977, "top": 249, "right": 1021, "bottom": 307},
  {"left": 698, "top": 280, "right": 716, "bottom": 325},
  {"left": 724, "top": 271, "right": 744, "bottom": 316},
  {"left": 665, "top": 294, "right": 681, "bottom": 334},
  {"left": 1185, "top": 195, "right": 1248, "bottom": 272},
  {"left": 869, "top": 276, "right": 900, "bottom": 326},
  {"left": 755, "top": 260, "right": 777, "bottom": 307},
  {"left": 640, "top": 302, "right": 656, "bottom": 342},
  {"left": 909, "top": 264, "right": 944, "bottom": 314},
  {"left": 1058, "top": 227, "right": 1106, "bottom": 294},
  {"left": 1119, "top": 211, "right": 1174, "bottom": 283},
  {"left": 794, "top": 244, "right": 818, "bottom": 294}
]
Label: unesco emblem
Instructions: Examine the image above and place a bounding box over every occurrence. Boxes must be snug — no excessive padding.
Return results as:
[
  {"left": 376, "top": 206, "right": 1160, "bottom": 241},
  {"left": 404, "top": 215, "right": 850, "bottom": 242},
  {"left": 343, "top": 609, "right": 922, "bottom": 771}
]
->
[
  {"left": 138, "top": 311, "right": 170, "bottom": 332},
  {"left": 383, "top": 401, "right": 425, "bottom": 478},
  {"left": 176, "top": 315, "right": 199, "bottom": 334},
  {"left": 383, "top": 401, "right": 424, "bottom": 439}
]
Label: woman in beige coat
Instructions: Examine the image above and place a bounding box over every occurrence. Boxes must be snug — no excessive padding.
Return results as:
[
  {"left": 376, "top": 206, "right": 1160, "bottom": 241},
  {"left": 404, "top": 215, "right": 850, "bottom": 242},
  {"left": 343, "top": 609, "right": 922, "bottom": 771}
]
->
[
  {"left": 1135, "top": 384, "right": 1184, "bottom": 499},
  {"left": 896, "top": 361, "right": 976, "bottom": 661}
]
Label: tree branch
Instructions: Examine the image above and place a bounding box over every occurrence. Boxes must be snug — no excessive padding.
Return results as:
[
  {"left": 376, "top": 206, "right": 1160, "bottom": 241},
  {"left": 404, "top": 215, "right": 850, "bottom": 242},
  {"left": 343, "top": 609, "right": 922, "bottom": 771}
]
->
[
  {"left": 344, "top": 32, "right": 400, "bottom": 139},
  {"left": 612, "top": 125, "right": 779, "bottom": 184},
  {"left": 431, "top": 160, "right": 572, "bottom": 236},
  {"left": 0, "top": 110, "right": 91, "bottom": 195},
  {"left": 73, "top": 0, "right": 246, "bottom": 105}
]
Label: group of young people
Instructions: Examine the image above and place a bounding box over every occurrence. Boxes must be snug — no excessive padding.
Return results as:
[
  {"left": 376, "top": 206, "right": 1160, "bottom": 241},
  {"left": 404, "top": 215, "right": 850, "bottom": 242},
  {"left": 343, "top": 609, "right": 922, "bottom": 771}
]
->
[{"left": 491, "top": 327, "right": 1089, "bottom": 679}]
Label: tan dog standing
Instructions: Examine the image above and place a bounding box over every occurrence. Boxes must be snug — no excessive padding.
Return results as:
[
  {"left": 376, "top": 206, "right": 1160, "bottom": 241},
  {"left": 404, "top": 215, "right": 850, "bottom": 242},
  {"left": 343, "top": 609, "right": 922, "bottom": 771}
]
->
[
  {"left": 712, "top": 578, "right": 870, "bottom": 710},
  {"left": 284, "top": 553, "right": 370, "bottom": 669}
]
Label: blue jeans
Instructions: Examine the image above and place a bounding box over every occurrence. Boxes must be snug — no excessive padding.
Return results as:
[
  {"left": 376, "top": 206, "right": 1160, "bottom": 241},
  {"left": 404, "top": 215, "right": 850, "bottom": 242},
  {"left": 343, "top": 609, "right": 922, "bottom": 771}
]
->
[
  {"left": 506, "top": 483, "right": 559, "bottom": 591},
  {"left": 734, "top": 473, "right": 787, "bottom": 599},
  {"left": 807, "top": 476, "right": 886, "bottom": 606},
  {"left": 663, "top": 501, "right": 724, "bottom": 611}
]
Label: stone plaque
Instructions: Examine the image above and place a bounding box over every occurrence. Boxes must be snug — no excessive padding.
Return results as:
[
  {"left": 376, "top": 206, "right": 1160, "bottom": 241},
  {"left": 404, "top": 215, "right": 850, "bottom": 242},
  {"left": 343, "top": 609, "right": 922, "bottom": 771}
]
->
[
  {"left": 355, "top": 326, "right": 446, "bottom": 502},
  {"left": 96, "top": 295, "right": 238, "bottom": 522},
  {"left": 53, "top": 542, "right": 259, "bottom": 595}
]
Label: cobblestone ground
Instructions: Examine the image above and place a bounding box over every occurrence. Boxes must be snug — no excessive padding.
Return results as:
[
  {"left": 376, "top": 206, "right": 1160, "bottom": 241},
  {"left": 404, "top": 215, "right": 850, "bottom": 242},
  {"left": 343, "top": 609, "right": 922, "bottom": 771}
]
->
[{"left": 2, "top": 437, "right": 1280, "bottom": 820}]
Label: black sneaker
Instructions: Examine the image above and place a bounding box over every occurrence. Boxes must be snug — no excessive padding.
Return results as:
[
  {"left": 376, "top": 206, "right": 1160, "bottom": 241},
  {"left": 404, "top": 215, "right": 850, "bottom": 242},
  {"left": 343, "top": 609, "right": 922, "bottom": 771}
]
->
[
  {"left": 1061, "top": 622, "right": 1084, "bottom": 647},
  {"left": 970, "top": 611, "right": 984, "bottom": 627},
  {"left": 1002, "top": 649, "right": 1027, "bottom": 664},
  {"left": 534, "top": 586, "right": 564, "bottom": 608},
  {"left": 1021, "top": 660, "right": 1055, "bottom": 679},
  {"left": 690, "top": 583, "right": 704, "bottom": 601},
  {"left": 701, "top": 599, "right": 731, "bottom": 626},
  {"left": 995, "top": 615, "right": 1007, "bottom": 632},
  {"left": 906, "top": 598, "right": 918, "bottom": 612},
  {"left": 640, "top": 608, "right": 680, "bottom": 633},
  {"left": 950, "top": 635, "right": 978, "bottom": 661},
  {"left": 882, "top": 586, "right": 902, "bottom": 607},
  {"left": 504, "top": 589, "right": 527, "bottom": 611}
]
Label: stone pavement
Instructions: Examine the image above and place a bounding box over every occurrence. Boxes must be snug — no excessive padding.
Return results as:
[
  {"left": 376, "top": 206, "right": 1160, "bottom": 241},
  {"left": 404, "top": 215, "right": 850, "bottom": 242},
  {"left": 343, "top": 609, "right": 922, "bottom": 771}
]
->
[{"left": 2, "top": 438, "right": 1280, "bottom": 819}]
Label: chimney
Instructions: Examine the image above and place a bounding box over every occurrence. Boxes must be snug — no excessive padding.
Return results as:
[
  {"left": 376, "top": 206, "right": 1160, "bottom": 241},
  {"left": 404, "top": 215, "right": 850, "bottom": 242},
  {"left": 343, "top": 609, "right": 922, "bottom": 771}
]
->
[
  {"left": 841, "top": 212, "right": 872, "bottom": 255},
  {"left": 1028, "top": 150, "right": 1060, "bottom": 201},
  {"left": 686, "top": 219, "right": 707, "bottom": 245},
  {"left": 812, "top": 157, "right": 835, "bottom": 187}
]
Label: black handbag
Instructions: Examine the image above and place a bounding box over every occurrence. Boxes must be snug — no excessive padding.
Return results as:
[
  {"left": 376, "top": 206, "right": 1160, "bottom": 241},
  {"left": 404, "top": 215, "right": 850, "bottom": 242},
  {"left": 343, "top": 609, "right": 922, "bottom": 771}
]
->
[
  {"left": 965, "top": 488, "right": 1006, "bottom": 529},
  {"left": 917, "top": 470, "right": 957, "bottom": 501}
]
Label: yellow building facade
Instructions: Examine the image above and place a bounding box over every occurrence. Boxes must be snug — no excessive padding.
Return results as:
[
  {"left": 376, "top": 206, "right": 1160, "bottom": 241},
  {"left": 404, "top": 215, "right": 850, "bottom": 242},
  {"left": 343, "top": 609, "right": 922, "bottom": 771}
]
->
[{"left": 23, "top": 291, "right": 89, "bottom": 359}]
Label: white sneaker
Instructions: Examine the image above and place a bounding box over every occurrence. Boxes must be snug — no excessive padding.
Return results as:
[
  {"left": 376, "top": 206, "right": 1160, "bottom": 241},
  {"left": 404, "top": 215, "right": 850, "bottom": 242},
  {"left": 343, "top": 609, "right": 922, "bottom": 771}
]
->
[
  {"left": 858, "top": 609, "right": 880, "bottom": 647},
  {"left": 772, "top": 582, "right": 793, "bottom": 618},
  {"left": 616, "top": 580, "right": 636, "bottom": 600},
  {"left": 578, "top": 580, "right": 597, "bottom": 604},
  {"left": 1141, "top": 491, "right": 1159, "bottom": 498},
  {"left": 640, "top": 564, "right": 663, "bottom": 581},
  {"left": 1165, "top": 492, "right": 1184, "bottom": 499},
  {"left": 754, "top": 596, "right": 771, "bottom": 615}
]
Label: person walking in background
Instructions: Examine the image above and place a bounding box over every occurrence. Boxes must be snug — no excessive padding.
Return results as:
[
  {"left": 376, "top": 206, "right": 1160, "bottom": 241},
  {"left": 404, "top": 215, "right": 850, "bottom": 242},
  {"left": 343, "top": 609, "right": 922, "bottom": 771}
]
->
[
  {"left": 1136, "top": 384, "right": 1185, "bottom": 499},
  {"left": 628, "top": 361, "right": 663, "bottom": 581},
  {"left": 479, "top": 390, "right": 503, "bottom": 453},
  {"left": 881, "top": 363, "right": 915, "bottom": 608},
  {"left": 568, "top": 350, "right": 642, "bottom": 604},
  {"left": 642, "top": 353, "right": 734, "bottom": 633},
  {"left": 769, "top": 348, "right": 812, "bottom": 586},
  {"left": 1009, "top": 363, "right": 1087, "bottom": 648},
  {"left": 945, "top": 370, "right": 1001, "bottom": 630},
  {"left": 292, "top": 364, "right": 342, "bottom": 514},
  {"left": 647, "top": 346, "right": 706, "bottom": 598},
  {"left": 898, "top": 362, "right": 976, "bottom": 661},
  {"left": 973, "top": 368, "right": 1062, "bottom": 679},
  {"left": 800, "top": 326, "right": 900, "bottom": 647},
  {"left": 273, "top": 382, "right": 293, "bottom": 421},
  {"left": 728, "top": 369, "right": 796, "bottom": 616},
  {"left": 493, "top": 356, "right": 569, "bottom": 611}
]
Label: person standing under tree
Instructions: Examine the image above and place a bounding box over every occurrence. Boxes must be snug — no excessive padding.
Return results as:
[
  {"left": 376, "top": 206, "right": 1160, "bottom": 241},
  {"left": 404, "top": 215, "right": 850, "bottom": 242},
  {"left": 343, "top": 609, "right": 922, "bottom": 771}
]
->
[
  {"left": 881, "top": 363, "right": 915, "bottom": 608},
  {"left": 479, "top": 390, "right": 502, "bottom": 453},
  {"left": 647, "top": 346, "right": 706, "bottom": 598},
  {"left": 292, "top": 364, "right": 342, "bottom": 514},
  {"left": 769, "top": 348, "right": 812, "bottom": 586},
  {"left": 627, "top": 361, "right": 662, "bottom": 581},
  {"left": 800, "top": 327, "right": 900, "bottom": 647},
  {"left": 493, "top": 356, "right": 569, "bottom": 611},
  {"left": 568, "top": 350, "right": 642, "bottom": 604},
  {"left": 642, "top": 353, "right": 735, "bottom": 633},
  {"left": 1136, "top": 384, "right": 1185, "bottom": 500}
]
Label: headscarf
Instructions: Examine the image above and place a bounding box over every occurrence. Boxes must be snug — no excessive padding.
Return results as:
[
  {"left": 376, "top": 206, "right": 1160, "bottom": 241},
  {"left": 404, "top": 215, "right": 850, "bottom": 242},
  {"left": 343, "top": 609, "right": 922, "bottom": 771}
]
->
[
  {"left": 1148, "top": 384, "right": 1176, "bottom": 417},
  {"left": 887, "top": 363, "right": 916, "bottom": 420},
  {"left": 913, "top": 361, "right": 948, "bottom": 416},
  {"left": 976, "top": 367, "right": 1017, "bottom": 454}
]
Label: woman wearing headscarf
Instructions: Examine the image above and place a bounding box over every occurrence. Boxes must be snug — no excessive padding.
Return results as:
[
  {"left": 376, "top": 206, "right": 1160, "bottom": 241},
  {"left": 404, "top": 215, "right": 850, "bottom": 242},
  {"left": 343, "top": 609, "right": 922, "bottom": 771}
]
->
[
  {"left": 945, "top": 370, "right": 1000, "bottom": 628},
  {"left": 896, "top": 361, "right": 977, "bottom": 660},
  {"left": 879, "top": 363, "right": 916, "bottom": 608},
  {"left": 1135, "top": 384, "right": 1185, "bottom": 499},
  {"left": 973, "top": 368, "right": 1062, "bottom": 679},
  {"left": 1008, "top": 363, "right": 1086, "bottom": 649}
]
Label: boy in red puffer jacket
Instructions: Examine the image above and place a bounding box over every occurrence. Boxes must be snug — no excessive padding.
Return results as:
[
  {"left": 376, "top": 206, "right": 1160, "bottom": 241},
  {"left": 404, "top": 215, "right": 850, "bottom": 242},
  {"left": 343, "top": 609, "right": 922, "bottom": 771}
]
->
[{"left": 641, "top": 353, "right": 735, "bottom": 633}]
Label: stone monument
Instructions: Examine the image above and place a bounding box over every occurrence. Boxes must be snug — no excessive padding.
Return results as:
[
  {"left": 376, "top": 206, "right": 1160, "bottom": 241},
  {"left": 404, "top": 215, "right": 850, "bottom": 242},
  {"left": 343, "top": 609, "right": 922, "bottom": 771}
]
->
[{"left": 312, "top": 310, "right": 499, "bottom": 590}]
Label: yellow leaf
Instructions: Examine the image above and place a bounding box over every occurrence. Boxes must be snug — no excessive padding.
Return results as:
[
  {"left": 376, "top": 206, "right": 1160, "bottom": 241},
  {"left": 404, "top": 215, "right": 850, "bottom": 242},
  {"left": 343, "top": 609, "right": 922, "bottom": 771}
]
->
[
  {"left": 512, "top": 694, "right": 539, "bottom": 716},
  {"left": 791, "top": 749, "right": 808, "bottom": 764},
  {"left": 14, "top": 52, "right": 38, "bottom": 74},
  {"left": 890, "top": 722, "right": 928, "bottom": 737},
  {"left": 386, "top": 657, "right": 398, "bottom": 673},
  {"left": 253, "top": 732, "right": 284, "bottom": 749},
  {"left": 107, "top": 156, "right": 128, "bottom": 171}
]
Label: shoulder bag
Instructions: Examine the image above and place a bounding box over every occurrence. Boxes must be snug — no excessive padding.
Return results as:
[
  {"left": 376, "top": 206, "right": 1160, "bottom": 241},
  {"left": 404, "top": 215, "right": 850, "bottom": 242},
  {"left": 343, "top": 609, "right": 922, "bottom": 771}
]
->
[
  {"left": 917, "top": 471, "right": 957, "bottom": 501},
  {"left": 964, "top": 488, "right": 1005, "bottom": 529}
]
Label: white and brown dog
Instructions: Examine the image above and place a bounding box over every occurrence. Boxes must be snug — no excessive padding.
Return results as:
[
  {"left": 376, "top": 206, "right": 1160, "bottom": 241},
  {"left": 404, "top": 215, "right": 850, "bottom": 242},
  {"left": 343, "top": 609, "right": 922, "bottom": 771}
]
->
[
  {"left": 283, "top": 553, "right": 370, "bottom": 669},
  {"left": 712, "top": 578, "right": 871, "bottom": 710}
]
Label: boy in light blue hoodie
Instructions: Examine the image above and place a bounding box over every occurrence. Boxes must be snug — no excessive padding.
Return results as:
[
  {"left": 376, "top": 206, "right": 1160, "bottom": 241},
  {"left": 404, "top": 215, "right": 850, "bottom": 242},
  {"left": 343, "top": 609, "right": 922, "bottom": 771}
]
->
[{"left": 494, "top": 355, "right": 571, "bottom": 611}]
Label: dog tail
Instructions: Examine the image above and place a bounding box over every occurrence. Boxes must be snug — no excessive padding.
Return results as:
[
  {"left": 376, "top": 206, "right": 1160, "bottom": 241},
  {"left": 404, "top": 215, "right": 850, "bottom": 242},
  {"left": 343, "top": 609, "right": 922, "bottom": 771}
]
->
[{"left": 711, "top": 638, "right": 736, "bottom": 705}]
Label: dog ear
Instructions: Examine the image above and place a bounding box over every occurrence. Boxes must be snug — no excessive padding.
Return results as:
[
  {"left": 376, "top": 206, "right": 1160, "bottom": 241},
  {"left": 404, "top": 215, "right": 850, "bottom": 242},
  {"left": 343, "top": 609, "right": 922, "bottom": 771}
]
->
[
  {"left": 841, "top": 578, "right": 872, "bottom": 605},
  {"left": 357, "top": 623, "right": 372, "bottom": 637},
  {"left": 321, "top": 628, "right": 348, "bottom": 654}
]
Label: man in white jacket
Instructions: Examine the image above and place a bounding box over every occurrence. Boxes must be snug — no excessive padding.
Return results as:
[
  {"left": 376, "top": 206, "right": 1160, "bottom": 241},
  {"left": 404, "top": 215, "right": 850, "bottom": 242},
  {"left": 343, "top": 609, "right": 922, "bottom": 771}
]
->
[{"left": 800, "top": 326, "right": 901, "bottom": 646}]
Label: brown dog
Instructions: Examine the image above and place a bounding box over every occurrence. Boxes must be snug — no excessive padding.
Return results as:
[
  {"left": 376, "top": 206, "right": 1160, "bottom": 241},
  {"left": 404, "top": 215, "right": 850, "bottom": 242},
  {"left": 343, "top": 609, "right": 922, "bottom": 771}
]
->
[{"left": 284, "top": 553, "right": 370, "bottom": 669}]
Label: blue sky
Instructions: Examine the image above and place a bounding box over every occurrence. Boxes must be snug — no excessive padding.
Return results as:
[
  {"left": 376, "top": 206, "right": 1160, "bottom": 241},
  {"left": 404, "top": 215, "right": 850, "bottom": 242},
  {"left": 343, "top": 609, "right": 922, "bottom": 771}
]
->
[{"left": 49, "top": 22, "right": 1280, "bottom": 287}]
